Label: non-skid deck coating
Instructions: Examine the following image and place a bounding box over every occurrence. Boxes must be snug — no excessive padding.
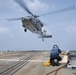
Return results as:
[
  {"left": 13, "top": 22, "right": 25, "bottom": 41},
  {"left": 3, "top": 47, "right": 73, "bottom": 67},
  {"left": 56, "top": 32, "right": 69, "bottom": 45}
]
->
[{"left": 0, "top": 51, "right": 76, "bottom": 75}]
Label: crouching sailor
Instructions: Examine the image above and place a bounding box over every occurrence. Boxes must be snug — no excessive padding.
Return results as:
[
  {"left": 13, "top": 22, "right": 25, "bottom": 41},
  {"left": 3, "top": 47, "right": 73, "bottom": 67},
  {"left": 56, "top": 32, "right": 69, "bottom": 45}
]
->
[{"left": 50, "top": 45, "right": 67, "bottom": 66}]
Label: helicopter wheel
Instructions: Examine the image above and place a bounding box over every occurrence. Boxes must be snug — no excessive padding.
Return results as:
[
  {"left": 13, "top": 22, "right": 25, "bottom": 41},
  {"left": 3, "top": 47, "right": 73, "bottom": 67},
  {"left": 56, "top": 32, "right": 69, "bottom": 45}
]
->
[
  {"left": 41, "top": 23, "right": 43, "bottom": 27},
  {"left": 24, "top": 28, "right": 27, "bottom": 32},
  {"left": 30, "top": 18, "right": 32, "bottom": 21}
]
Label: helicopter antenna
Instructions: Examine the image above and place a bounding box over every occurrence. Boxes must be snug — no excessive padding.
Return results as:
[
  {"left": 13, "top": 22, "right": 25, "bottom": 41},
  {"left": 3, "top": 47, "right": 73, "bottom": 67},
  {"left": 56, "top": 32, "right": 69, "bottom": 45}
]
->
[
  {"left": 14, "top": 0, "right": 34, "bottom": 16},
  {"left": 39, "top": 5, "right": 75, "bottom": 17}
]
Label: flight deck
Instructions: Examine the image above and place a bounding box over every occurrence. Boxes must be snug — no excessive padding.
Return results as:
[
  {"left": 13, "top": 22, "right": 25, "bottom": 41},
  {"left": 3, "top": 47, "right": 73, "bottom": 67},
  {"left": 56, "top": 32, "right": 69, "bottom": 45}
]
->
[{"left": 0, "top": 51, "right": 76, "bottom": 75}]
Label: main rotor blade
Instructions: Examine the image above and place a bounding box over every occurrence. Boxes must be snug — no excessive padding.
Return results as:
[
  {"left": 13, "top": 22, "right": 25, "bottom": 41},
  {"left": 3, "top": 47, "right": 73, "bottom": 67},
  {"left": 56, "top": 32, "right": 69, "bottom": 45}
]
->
[
  {"left": 6, "top": 18, "right": 23, "bottom": 21},
  {"left": 39, "top": 5, "right": 75, "bottom": 17},
  {"left": 14, "top": 0, "right": 33, "bottom": 16}
]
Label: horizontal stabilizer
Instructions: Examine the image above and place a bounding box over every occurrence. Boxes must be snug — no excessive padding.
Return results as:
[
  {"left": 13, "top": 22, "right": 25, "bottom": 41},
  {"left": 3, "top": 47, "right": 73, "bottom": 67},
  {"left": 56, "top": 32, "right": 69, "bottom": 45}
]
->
[
  {"left": 43, "top": 35, "right": 52, "bottom": 38},
  {"left": 38, "top": 35, "right": 52, "bottom": 38}
]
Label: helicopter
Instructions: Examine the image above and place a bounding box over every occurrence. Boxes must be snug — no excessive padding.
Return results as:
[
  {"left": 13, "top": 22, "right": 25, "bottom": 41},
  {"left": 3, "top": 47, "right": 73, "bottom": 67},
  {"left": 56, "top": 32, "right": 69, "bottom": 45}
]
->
[{"left": 7, "top": 0, "right": 75, "bottom": 41}]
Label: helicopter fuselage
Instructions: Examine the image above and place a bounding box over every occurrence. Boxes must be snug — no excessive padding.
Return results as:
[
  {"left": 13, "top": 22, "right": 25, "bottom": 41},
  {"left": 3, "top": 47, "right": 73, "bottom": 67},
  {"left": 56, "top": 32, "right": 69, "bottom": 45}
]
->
[{"left": 22, "top": 16, "right": 43, "bottom": 35}]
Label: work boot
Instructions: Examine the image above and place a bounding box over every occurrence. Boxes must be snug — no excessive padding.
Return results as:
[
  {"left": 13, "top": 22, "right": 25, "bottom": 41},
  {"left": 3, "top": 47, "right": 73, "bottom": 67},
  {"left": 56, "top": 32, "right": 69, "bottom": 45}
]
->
[
  {"left": 52, "top": 60, "right": 55, "bottom": 66},
  {"left": 55, "top": 60, "right": 59, "bottom": 66}
]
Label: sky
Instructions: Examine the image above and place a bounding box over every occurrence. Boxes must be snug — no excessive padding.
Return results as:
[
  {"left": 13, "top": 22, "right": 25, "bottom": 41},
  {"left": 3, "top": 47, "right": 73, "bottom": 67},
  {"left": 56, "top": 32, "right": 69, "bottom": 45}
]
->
[{"left": 0, "top": 0, "right": 76, "bottom": 51}]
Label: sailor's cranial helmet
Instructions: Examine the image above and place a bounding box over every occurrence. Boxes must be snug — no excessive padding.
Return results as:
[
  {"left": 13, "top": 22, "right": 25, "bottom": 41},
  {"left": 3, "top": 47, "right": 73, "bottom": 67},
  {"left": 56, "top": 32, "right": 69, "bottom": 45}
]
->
[{"left": 53, "top": 45, "right": 58, "bottom": 48}]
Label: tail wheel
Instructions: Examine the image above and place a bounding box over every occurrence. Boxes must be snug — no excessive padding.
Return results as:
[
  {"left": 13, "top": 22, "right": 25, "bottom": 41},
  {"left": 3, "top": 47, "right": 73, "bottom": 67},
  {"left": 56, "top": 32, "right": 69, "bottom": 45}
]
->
[{"left": 24, "top": 28, "right": 27, "bottom": 32}]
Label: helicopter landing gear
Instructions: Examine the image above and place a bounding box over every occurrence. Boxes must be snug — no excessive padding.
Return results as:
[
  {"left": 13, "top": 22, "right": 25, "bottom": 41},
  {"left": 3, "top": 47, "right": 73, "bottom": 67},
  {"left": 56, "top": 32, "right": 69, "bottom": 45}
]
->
[
  {"left": 24, "top": 28, "right": 27, "bottom": 32},
  {"left": 41, "top": 23, "right": 43, "bottom": 27}
]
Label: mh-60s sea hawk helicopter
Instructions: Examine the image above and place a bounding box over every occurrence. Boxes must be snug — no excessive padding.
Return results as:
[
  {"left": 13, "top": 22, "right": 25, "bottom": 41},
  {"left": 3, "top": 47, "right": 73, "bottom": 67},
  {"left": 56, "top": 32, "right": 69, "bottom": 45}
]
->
[{"left": 7, "top": 0, "right": 75, "bottom": 41}]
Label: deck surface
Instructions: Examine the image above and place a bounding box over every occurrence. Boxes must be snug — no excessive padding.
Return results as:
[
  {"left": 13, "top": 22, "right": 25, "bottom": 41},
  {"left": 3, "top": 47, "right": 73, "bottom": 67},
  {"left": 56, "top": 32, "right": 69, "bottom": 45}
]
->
[{"left": 0, "top": 51, "right": 76, "bottom": 75}]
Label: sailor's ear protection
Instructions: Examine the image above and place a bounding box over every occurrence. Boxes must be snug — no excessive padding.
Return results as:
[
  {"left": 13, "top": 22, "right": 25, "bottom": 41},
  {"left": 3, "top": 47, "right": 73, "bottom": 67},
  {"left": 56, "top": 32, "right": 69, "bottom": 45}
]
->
[{"left": 53, "top": 45, "right": 58, "bottom": 48}]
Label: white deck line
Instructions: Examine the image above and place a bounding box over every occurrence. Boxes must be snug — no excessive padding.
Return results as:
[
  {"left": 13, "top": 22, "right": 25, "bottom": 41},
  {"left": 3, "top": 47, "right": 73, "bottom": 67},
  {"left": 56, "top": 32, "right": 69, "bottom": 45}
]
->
[{"left": 0, "top": 59, "right": 47, "bottom": 62}]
